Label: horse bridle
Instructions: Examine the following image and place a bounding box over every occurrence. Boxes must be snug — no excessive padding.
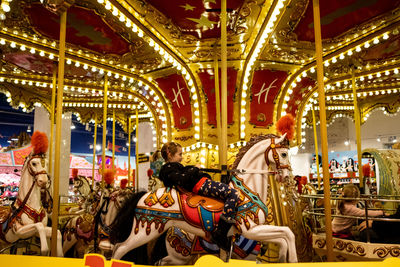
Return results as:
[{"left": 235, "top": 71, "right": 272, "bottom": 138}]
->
[
  {"left": 264, "top": 138, "right": 292, "bottom": 172},
  {"left": 6, "top": 154, "right": 50, "bottom": 232},
  {"left": 26, "top": 154, "right": 48, "bottom": 181}
]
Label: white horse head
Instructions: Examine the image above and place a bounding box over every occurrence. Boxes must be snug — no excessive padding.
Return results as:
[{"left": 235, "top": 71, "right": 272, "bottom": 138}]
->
[
  {"left": 73, "top": 175, "right": 92, "bottom": 197},
  {"left": 18, "top": 153, "right": 49, "bottom": 203},
  {"left": 232, "top": 134, "right": 291, "bottom": 202}
]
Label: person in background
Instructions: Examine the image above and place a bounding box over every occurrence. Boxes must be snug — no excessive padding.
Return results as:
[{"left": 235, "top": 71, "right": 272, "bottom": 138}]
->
[
  {"left": 332, "top": 184, "right": 386, "bottom": 239},
  {"left": 357, "top": 204, "right": 400, "bottom": 244},
  {"left": 159, "top": 142, "right": 239, "bottom": 252}
]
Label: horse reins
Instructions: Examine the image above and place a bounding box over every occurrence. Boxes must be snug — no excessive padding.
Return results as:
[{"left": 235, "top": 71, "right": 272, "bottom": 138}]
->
[
  {"left": 5, "top": 154, "right": 48, "bottom": 233},
  {"left": 264, "top": 138, "right": 291, "bottom": 171}
]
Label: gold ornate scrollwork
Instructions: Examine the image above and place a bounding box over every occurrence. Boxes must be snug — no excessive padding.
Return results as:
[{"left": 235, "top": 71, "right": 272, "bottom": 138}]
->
[
  {"left": 374, "top": 246, "right": 400, "bottom": 258},
  {"left": 333, "top": 239, "right": 366, "bottom": 256},
  {"left": 315, "top": 238, "right": 326, "bottom": 248}
]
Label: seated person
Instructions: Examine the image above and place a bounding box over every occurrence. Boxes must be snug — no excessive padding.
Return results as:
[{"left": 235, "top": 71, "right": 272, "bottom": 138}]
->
[
  {"left": 332, "top": 184, "right": 385, "bottom": 239},
  {"left": 358, "top": 204, "right": 400, "bottom": 244}
]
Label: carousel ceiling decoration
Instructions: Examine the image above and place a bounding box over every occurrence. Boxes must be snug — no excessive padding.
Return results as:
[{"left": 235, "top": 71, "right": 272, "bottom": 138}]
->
[{"left": 0, "top": 0, "right": 399, "bottom": 148}]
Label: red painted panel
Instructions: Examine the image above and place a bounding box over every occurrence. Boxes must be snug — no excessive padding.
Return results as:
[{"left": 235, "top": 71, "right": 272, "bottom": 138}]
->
[
  {"left": 4, "top": 52, "right": 88, "bottom": 77},
  {"left": 294, "top": 0, "right": 400, "bottom": 42},
  {"left": 285, "top": 77, "right": 315, "bottom": 117},
  {"left": 147, "top": 0, "right": 243, "bottom": 39},
  {"left": 249, "top": 70, "right": 288, "bottom": 127},
  {"left": 25, "top": 4, "right": 130, "bottom": 55},
  {"left": 156, "top": 74, "right": 192, "bottom": 129},
  {"left": 198, "top": 68, "right": 237, "bottom": 126},
  {"left": 362, "top": 34, "right": 400, "bottom": 62}
]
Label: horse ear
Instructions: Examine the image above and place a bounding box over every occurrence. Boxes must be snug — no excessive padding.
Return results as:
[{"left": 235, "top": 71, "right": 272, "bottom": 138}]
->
[{"left": 276, "top": 133, "right": 287, "bottom": 144}]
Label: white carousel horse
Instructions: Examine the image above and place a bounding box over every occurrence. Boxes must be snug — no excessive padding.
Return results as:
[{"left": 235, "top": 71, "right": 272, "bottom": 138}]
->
[
  {"left": 0, "top": 151, "right": 63, "bottom": 256},
  {"left": 67, "top": 175, "right": 94, "bottom": 215},
  {"left": 111, "top": 134, "right": 297, "bottom": 263},
  {"left": 62, "top": 187, "right": 132, "bottom": 257}
]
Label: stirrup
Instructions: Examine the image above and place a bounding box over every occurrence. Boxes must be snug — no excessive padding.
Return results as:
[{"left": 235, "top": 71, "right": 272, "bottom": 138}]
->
[{"left": 219, "top": 236, "right": 233, "bottom": 262}]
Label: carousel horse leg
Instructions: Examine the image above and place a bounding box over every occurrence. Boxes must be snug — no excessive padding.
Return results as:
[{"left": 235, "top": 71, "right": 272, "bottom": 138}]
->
[
  {"left": 112, "top": 220, "right": 165, "bottom": 260},
  {"left": 62, "top": 233, "right": 77, "bottom": 256},
  {"left": 156, "top": 242, "right": 192, "bottom": 266},
  {"left": 13, "top": 223, "right": 49, "bottom": 255},
  {"left": 43, "top": 227, "right": 63, "bottom": 257},
  {"left": 242, "top": 225, "right": 297, "bottom": 263}
]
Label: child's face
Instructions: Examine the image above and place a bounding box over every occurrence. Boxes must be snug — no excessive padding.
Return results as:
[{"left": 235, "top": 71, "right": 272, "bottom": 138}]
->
[{"left": 169, "top": 147, "right": 182, "bottom": 163}]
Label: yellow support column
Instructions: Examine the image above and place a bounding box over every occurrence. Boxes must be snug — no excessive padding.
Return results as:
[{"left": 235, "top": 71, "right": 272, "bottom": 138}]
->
[
  {"left": 51, "top": 10, "right": 67, "bottom": 257},
  {"left": 214, "top": 50, "right": 222, "bottom": 172},
  {"left": 220, "top": 0, "right": 228, "bottom": 176},
  {"left": 112, "top": 110, "right": 116, "bottom": 170},
  {"left": 312, "top": 0, "right": 333, "bottom": 261},
  {"left": 49, "top": 67, "right": 57, "bottom": 175},
  {"left": 92, "top": 113, "right": 98, "bottom": 187},
  {"left": 352, "top": 68, "right": 363, "bottom": 188},
  {"left": 135, "top": 109, "right": 139, "bottom": 191},
  {"left": 102, "top": 76, "right": 108, "bottom": 183},
  {"left": 128, "top": 115, "right": 132, "bottom": 187},
  {"left": 311, "top": 106, "right": 321, "bottom": 190}
]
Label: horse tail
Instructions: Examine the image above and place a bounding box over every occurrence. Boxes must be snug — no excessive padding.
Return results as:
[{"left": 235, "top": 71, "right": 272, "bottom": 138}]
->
[{"left": 110, "top": 191, "right": 147, "bottom": 243}]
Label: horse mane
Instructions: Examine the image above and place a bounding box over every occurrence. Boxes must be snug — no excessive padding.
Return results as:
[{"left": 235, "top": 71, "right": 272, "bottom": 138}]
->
[
  {"left": 231, "top": 134, "right": 282, "bottom": 169},
  {"left": 110, "top": 191, "right": 147, "bottom": 243}
]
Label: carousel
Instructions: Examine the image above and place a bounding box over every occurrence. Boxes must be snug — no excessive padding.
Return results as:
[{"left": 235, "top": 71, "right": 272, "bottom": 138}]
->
[{"left": 0, "top": 0, "right": 400, "bottom": 265}]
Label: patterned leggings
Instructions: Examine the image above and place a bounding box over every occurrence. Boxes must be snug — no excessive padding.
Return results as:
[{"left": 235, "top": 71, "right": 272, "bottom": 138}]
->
[{"left": 197, "top": 179, "right": 239, "bottom": 222}]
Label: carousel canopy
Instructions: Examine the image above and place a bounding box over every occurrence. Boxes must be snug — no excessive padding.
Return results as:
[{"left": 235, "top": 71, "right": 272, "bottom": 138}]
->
[{"left": 0, "top": 0, "right": 399, "bottom": 148}]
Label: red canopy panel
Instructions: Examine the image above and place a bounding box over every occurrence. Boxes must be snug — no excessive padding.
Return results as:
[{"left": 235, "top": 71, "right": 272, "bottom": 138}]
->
[
  {"left": 156, "top": 74, "right": 193, "bottom": 130},
  {"left": 4, "top": 52, "right": 90, "bottom": 77},
  {"left": 147, "top": 0, "right": 243, "bottom": 39},
  {"left": 294, "top": 0, "right": 400, "bottom": 42},
  {"left": 249, "top": 69, "right": 288, "bottom": 127},
  {"left": 25, "top": 3, "right": 130, "bottom": 55},
  {"left": 285, "top": 77, "right": 315, "bottom": 117},
  {"left": 362, "top": 34, "right": 400, "bottom": 62},
  {"left": 198, "top": 68, "right": 237, "bottom": 126}
]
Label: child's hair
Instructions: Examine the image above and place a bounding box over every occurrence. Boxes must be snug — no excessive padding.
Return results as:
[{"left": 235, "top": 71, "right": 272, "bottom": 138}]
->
[
  {"left": 150, "top": 150, "right": 161, "bottom": 162},
  {"left": 161, "top": 142, "right": 182, "bottom": 161},
  {"left": 338, "top": 184, "right": 360, "bottom": 214}
]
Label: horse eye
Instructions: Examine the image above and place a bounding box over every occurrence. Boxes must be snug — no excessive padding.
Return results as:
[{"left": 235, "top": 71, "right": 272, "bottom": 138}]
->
[
  {"left": 32, "top": 162, "right": 37, "bottom": 166},
  {"left": 281, "top": 153, "right": 287, "bottom": 158}
]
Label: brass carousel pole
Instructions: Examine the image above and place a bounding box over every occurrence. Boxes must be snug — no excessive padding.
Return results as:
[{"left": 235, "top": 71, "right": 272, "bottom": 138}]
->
[
  {"left": 220, "top": 0, "right": 228, "bottom": 177},
  {"left": 135, "top": 109, "right": 139, "bottom": 191},
  {"left": 51, "top": 10, "right": 66, "bottom": 256},
  {"left": 49, "top": 67, "right": 57, "bottom": 175},
  {"left": 311, "top": 106, "right": 321, "bottom": 190},
  {"left": 127, "top": 115, "right": 132, "bottom": 187},
  {"left": 352, "top": 68, "right": 363, "bottom": 188},
  {"left": 312, "top": 0, "right": 333, "bottom": 261},
  {"left": 92, "top": 113, "right": 98, "bottom": 187},
  {"left": 214, "top": 49, "right": 223, "bottom": 173},
  {"left": 101, "top": 76, "right": 108, "bottom": 184},
  {"left": 112, "top": 109, "right": 116, "bottom": 170}
]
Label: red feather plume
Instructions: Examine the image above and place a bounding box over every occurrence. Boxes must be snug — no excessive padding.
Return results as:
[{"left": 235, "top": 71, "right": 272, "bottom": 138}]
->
[
  {"left": 362, "top": 164, "right": 371, "bottom": 178},
  {"left": 120, "top": 179, "right": 128, "bottom": 189},
  {"left": 147, "top": 169, "right": 154, "bottom": 178},
  {"left": 103, "top": 169, "right": 115, "bottom": 185},
  {"left": 31, "top": 131, "right": 49, "bottom": 154},
  {"left": 72, "top": 168, "right": 78, "bottom": 178},
  {"left": 276, "top": 114, "right": 295, "bottom": 140}
]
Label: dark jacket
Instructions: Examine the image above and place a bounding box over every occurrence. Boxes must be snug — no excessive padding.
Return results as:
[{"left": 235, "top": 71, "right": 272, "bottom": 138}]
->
[
  {"left": 158, "top": 162, "right": 211, "bottom": 192},
  {"left": 372, "top": 205, "right": 400, "bottom": 243}
]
